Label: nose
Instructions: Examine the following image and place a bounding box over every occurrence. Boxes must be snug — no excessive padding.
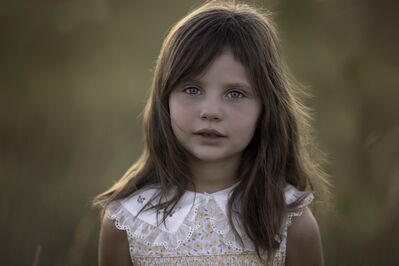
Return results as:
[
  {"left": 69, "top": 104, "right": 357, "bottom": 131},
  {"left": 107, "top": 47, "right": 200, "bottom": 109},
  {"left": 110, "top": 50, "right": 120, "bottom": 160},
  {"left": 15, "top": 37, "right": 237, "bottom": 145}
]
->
[
  {"left": 200, "top": 96, "right": 223, "bottom": 121},
  {"left": 200, "top": 112, "right": 221, "bottom": 121}
]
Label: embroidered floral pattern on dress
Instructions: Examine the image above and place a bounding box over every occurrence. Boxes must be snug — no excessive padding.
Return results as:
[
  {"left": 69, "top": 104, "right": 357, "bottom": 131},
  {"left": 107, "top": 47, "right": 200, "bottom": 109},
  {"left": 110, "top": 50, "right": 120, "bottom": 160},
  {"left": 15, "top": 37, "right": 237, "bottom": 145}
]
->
[
  {"left": 104, "top": 183, "right": 314, "bottom": 266},
  {"left": 137, "top": 195, "right": 146, "bottom": 204}
]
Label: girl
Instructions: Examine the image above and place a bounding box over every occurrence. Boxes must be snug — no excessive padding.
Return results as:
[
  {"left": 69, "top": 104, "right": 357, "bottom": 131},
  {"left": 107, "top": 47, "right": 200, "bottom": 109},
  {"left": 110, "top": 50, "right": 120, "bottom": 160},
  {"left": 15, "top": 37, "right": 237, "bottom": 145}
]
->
[{"left": 94, "top": 1, "right": 329, "bottom": 265}]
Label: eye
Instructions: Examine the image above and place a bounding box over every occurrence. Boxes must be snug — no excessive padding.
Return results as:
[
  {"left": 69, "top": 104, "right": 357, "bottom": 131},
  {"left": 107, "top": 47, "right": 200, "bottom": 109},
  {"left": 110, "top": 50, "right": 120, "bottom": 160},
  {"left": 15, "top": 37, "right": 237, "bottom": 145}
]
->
[
  {"left": 227, "top": 90, "right": 245, "bottom": 99},
  {"left": 183, "top": 86, "right": 201, "bottom": 95}
]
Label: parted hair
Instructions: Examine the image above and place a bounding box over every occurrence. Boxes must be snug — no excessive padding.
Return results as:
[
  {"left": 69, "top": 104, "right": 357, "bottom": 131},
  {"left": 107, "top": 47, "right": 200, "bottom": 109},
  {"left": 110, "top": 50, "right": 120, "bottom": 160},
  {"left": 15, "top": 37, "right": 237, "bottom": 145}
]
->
[{"left": 93, "top": 0, "right": 329, "bottom": 262}]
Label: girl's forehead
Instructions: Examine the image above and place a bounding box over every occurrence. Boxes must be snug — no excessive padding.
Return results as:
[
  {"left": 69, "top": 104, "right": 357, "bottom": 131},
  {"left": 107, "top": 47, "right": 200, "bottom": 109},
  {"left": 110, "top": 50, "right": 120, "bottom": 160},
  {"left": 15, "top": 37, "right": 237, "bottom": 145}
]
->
[
  {"left": 185, "top": 48, "right": 251, "bottom": 81},
  {"left": 170, "top": 44, "right": 262, "bottom": 98}
]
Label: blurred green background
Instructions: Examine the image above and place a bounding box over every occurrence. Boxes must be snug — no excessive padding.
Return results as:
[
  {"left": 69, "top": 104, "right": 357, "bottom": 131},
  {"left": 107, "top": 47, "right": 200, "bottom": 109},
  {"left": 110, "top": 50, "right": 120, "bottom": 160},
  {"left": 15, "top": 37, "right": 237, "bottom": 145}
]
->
[{"left": 1, "top": 0, "right": 398, "bottom": 265}]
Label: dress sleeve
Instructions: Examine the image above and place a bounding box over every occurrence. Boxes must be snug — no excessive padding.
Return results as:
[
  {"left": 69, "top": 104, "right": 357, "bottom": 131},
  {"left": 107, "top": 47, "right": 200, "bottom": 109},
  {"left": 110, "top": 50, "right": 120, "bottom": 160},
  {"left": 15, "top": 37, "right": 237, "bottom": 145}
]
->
[
  {"left": 104, "top": 199, "right": 136, "bottom": 233},
  {"left": 285, "top": 186, "right": 314, "bottom": 227},
  {"left": 270, "top": 184, "right": 315, "bottom": 265}
]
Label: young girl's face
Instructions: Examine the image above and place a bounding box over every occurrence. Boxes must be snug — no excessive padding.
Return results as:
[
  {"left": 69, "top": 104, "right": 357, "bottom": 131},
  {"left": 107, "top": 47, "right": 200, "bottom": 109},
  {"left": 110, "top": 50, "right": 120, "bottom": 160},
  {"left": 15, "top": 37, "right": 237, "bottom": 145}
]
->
[{"left": 168, "top": 48, "right": 261, "bottom": 164}]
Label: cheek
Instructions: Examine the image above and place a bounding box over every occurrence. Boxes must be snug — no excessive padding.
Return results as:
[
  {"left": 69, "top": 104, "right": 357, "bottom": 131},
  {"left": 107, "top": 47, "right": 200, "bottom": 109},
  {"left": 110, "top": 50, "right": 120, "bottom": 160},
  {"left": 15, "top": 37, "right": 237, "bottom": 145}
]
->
[
  {"left": 232, "top": 104, "right": 260, "bottom": 126},
  {"left": 169, "top": 96, "right": 196, "bottom": 133},
  {"left": 229, "top": 105, "right": 261, "bottom": 140}
]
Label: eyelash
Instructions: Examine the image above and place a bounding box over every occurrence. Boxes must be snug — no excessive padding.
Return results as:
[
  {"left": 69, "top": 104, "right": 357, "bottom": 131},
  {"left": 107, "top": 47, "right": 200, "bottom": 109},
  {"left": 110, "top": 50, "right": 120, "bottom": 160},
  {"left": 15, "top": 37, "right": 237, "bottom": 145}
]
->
[
  {"left": 183, "top": 87, "right": 200, "bottom": 95},
  {"left": 182, "top": 86, "right": 246, "bottom": 99}
]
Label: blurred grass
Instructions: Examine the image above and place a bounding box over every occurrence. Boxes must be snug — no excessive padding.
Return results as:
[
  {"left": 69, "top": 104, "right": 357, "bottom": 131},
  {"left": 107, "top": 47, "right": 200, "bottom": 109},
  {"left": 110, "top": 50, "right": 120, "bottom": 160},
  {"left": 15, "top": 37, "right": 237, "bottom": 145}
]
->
[{"left": 0, "top": 0, "right": 398, "bottom": 265}]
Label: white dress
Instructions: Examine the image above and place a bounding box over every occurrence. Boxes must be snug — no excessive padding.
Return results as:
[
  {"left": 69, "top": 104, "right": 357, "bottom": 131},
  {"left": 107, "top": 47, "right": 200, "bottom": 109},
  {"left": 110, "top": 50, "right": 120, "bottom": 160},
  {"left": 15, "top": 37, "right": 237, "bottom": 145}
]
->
[{"left": 104, "top": 182, "right": 314, "bottom": 265}]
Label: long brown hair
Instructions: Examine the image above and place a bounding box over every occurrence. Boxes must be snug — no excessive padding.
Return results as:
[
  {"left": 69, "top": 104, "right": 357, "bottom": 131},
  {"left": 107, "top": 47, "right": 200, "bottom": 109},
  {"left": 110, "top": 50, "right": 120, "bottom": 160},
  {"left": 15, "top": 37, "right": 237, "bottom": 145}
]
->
[{"left": 93, "top": 0, "right": 330, "bottom": 262}]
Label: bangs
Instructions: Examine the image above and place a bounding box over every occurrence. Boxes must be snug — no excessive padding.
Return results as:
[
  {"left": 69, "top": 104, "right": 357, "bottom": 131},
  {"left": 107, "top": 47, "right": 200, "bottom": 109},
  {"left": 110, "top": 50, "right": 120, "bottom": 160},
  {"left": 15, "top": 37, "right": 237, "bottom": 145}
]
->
[{"left": 165, "top": 9, "right": 258, "bottom": 92}]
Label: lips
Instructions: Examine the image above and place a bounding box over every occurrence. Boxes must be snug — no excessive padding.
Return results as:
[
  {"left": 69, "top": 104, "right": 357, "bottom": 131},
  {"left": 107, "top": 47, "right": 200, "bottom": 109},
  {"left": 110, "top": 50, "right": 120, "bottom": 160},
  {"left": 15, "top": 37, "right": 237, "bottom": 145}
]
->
[{"left": 194, "top": 128, "right": 226, "bottom": 137}]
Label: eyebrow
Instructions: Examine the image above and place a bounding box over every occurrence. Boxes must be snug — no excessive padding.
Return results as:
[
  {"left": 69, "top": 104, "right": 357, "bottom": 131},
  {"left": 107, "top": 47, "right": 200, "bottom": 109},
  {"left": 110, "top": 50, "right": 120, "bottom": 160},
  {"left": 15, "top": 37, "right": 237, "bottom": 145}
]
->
[{"left": 182, "top": 78, "right": 253, "bottom": 91}]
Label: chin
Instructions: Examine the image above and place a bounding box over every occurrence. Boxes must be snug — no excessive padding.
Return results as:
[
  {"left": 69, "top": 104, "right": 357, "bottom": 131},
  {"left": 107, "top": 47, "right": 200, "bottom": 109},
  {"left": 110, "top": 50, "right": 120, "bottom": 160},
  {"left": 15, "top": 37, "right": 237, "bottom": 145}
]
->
[
  {"left": 196, "top": 157, "right": 226, "bottom": 163},
  {"left": 191, "top": 151, "right": 232, "bottom": 163}
]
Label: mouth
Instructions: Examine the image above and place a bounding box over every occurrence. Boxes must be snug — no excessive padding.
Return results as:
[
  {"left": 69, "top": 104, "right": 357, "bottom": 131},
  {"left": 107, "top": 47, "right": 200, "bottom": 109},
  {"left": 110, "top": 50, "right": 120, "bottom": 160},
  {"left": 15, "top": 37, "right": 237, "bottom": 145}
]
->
[
  {"left": 195, "top": 133, "right": 224, "bottom": 139},
  {"left": 194, "top": 128, "right": 227, "bottom": 138}
]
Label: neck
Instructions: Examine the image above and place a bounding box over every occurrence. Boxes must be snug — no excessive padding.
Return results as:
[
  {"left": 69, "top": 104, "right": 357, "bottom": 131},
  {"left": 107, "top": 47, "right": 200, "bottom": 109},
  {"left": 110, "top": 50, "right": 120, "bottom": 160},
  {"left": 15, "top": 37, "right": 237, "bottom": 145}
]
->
[{"left": 187, "top": 154, "right": 241, "bottom": 193}]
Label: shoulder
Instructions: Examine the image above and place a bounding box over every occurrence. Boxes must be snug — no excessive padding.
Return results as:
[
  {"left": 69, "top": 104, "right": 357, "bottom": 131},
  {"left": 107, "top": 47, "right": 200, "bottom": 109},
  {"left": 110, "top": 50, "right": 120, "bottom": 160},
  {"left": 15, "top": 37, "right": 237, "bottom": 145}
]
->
[
  {"left": 97, "top": 185, "right": 163, "bottom": 265},
  {"left": 98, "top": 216, "right": 132, "bottom": 266},
  {"left": 286, "top": 207, "right": 324, "bottom": 266}
]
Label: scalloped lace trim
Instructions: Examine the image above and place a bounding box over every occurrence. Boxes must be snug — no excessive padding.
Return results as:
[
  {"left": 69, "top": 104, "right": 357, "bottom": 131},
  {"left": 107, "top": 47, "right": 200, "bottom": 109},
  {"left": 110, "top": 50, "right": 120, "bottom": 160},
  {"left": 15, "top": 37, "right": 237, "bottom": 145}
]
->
[
  {"left": 204, "top": 197, "right": 254, "bottom": 251},
  {"left": 105, "top": 198, "right": 199, "bottom": 249},
  {"left": 275, "top": 193, "right": 315, "bottom": 264},
  {"left": 105, "top": 195, "right": 255, "bottom": 250},
  {"left": 104, "top": 190, "right": 314, "bottom": 265}
]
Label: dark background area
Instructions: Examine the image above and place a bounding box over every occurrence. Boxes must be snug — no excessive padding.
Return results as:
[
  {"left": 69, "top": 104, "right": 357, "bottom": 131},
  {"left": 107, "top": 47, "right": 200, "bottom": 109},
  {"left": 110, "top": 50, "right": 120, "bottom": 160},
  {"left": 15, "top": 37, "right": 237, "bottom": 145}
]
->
[{"left": 1, "top": 0, "right": 398, "bottom": 265}]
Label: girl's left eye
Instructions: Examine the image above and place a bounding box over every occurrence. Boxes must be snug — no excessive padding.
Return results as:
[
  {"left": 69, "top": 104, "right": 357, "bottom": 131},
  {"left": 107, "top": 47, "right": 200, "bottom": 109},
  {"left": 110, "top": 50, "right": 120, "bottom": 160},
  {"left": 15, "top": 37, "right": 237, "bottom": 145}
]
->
[{"left": 227, "top": 90, "right": 245, "bottom": 99}]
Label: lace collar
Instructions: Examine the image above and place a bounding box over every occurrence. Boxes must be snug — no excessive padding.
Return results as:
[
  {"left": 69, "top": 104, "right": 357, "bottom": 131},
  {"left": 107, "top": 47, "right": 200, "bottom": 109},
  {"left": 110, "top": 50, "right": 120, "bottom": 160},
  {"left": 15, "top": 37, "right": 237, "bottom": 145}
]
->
[
  {"left": 106, "top": 182, "right": 313, "bottom": 250},
  {"left": 119, "top": 181, "right": 240, "bottom": 233}
]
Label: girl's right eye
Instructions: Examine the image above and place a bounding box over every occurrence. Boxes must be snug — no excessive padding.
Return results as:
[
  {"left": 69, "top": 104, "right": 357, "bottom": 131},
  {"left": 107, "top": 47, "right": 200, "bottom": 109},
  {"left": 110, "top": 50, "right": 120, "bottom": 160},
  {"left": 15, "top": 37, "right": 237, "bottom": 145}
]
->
[{"left": 183, "top": 86, "right": 201, "bottom": 95}]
